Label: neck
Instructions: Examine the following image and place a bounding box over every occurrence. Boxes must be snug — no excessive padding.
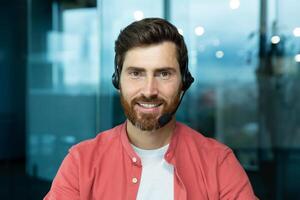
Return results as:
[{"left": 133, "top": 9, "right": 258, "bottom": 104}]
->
[{"left": 126, "top": 118, "right": 176, "bottom": 150}]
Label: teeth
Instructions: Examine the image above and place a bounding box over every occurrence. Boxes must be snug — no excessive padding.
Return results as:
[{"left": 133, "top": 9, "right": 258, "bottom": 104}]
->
[{"left": 140, "top": 103, "right": 159, "bottom": 108}]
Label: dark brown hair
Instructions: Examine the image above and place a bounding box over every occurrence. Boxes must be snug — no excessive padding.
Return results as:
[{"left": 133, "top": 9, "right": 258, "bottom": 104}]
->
[{"left": 114, "top": 18, "right": 188, "bottom": 75}]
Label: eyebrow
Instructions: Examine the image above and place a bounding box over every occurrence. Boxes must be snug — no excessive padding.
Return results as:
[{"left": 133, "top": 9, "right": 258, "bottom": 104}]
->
[
  {"left": 155, "top": 67, "right": 177, "bottom": 73},
  {"left": 125, "top": 66, "right": 177, "bottom": 73},
  {"left": 125, "top": 66, "right": 145, "bottom": 72}
]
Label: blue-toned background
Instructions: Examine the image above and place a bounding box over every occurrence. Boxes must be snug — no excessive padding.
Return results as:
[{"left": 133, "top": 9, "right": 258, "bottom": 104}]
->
[{"left": 1, "top": 0, "right": 300, "bottom": 199}]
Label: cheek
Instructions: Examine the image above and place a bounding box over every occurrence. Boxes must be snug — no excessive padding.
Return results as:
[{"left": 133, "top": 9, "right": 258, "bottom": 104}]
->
[
  {"left": 120, "top": 84, "right": 140, "bottom": 102},
  {"left": 162, "top": 81, "right": 182, "bottom": 96}
]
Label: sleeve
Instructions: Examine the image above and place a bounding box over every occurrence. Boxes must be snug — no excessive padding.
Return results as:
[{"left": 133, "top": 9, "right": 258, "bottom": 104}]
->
[
  {"left": 43, "top": 149, "right": 80, "bottom": 200},
  {"left": 217, "top": 148, "right": 258, "bottom": 200}
]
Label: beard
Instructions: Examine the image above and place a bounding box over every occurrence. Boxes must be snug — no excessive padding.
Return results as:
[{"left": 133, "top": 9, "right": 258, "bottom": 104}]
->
[{"left": 120, "top": 90, "right": 181, "bottom": 131}]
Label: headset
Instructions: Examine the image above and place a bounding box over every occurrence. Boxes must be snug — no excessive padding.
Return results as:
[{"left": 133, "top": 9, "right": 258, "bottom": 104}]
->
[{"left": 112, "top": 54, "right": 194, "bottom": 91}]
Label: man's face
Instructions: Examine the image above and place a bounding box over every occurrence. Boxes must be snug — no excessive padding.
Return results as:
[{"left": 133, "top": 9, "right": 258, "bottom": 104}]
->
[{"left": 119, "top": 41, "right": 182, "bottom": 131}]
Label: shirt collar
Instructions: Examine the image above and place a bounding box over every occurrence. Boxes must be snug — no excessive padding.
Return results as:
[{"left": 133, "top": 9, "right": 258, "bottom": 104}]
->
[{"left": 119, "top": 121, "right": 180, "bottom": 166}]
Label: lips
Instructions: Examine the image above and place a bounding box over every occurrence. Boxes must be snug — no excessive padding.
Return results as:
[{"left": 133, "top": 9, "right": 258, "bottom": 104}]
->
[
  {"left": 132, "top": 96, "right": 165, "bottom": 113},
  {"left": 137, "top": 102, "right": 163, "bottom": 108},
  {"left": 135, "top": 101, "right": 164, "bottom": 114}
]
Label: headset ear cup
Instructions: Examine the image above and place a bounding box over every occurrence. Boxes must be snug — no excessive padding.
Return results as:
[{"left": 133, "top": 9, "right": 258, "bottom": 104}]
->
[
  {"left": 112, "top": 72, "right": 120, "bottom": 89},
  {"left": 186, "top": 72, "right": 194, "bottom": 90},
  {"left": 182, "top": 70, "right": 194, "bottom": 91},
  {"left": 112, "top": 54, "right": 120, "bottom": 89}
]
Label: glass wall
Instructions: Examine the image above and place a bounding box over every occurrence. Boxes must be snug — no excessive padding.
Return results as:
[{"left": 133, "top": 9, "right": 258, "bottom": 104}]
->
[
  {"left": 27, "top": 0, "right": 99, "bottom": 180},
  {"left": 26, "top": 0, "right": 300, "bottom": 199}
]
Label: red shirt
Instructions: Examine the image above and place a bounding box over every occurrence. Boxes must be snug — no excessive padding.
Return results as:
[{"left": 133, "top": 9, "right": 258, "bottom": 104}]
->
[{"left": 44, "top": 122, "right": 257, "bottom": 200}]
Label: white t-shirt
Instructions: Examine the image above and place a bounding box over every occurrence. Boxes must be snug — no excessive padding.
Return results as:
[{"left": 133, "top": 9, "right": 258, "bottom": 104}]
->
[{"left": 132, "top": 144, "right": 174, "bottom": 200}]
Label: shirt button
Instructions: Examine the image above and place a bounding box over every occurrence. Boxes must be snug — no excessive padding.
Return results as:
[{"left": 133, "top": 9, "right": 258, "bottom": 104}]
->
[
  {"left": 132, "top": 177, "right": 138, "bottom": 184},
  {"left": 132, "top": 157, "right": 137, "bottom": 163}
]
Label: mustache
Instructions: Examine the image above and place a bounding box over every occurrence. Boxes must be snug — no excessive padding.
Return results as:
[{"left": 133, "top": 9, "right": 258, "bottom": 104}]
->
[{"left": 132, "top": 95, "right": 165, "bottom": 104}]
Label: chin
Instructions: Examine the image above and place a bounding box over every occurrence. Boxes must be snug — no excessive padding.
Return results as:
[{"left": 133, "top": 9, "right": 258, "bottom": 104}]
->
[{"left": 133, "top": 118, "right": 160, "bottom": 132}]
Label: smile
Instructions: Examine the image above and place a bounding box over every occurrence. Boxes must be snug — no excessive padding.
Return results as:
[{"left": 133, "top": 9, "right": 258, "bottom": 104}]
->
[{"left": 137, "top": 103, "right": 163, "bottom": 109}]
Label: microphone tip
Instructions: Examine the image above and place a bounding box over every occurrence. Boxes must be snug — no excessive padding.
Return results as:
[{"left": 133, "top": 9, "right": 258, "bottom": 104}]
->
[{"left": 158, "top": 113, "right": 172, "bottom": 127}]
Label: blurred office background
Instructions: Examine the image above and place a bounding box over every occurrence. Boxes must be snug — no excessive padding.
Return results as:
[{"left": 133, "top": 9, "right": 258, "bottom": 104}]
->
[{"left": 1, "top": 0, "right": 300, "bottom": 199}]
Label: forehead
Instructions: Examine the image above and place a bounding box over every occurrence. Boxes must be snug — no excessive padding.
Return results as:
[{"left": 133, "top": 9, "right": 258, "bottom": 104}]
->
[{"left": 122, "top": 41, "right": 179, "bottom": 71}]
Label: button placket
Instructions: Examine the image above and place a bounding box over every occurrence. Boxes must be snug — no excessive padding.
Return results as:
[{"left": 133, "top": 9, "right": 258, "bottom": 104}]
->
[
  {"left": 128, "top": 155, "right": 142, "bottom": 200},
  {"left": 131, "top": 157, "right": 139, "bottom": 184}
]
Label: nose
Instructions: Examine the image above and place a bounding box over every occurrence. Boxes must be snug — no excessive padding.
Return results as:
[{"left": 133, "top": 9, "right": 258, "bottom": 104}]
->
[{"left": 142, "top": 76, "right": 158, "bottom": 98}]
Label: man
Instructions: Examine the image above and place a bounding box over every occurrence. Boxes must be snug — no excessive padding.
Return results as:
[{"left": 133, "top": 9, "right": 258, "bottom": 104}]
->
[{"left": 44, "top": 18, "right": 257, "bottom": 200}]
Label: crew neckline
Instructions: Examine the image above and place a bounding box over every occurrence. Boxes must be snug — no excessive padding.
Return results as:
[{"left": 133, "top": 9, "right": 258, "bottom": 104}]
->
[{"left": 131, "top": 144, "right": 169, "bottom": 158}]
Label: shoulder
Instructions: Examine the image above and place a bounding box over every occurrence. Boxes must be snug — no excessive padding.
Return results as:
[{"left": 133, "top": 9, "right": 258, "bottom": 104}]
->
[
  {"left": 176, "top": 122, "right": 232, "bottom": 157},
  {"left": 68, "top": 124, "right": 123, "bottom": 159}
]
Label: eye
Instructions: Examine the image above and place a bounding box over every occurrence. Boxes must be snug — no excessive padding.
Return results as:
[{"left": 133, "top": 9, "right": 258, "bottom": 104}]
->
[
  {"left": 132, "top": 71, "right": 140, "bottom": 76},
  {"left": 160, "top": 71, "right": 171, "bottom": 79},
  {"left": 129, "top": 70, "right": 142, "bottom": 79}
]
